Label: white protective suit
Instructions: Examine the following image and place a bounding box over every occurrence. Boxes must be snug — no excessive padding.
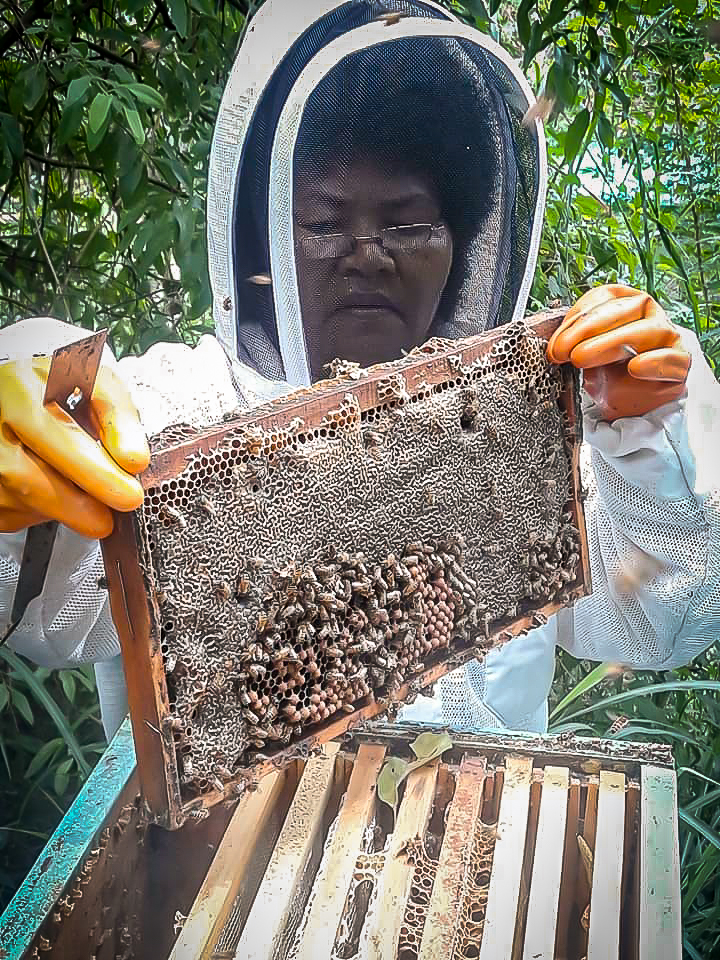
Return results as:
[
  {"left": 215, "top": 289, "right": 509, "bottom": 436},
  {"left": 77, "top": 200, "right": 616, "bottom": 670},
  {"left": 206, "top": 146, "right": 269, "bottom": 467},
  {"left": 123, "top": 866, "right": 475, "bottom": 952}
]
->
[{"left": 1, "top": 0, "right": 719, "bottom": 740}]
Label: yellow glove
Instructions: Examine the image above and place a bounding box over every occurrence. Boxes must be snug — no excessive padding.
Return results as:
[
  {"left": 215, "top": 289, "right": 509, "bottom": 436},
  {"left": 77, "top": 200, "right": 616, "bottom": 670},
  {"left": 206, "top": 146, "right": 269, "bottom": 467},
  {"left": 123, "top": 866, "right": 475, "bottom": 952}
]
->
[
  {"left": 547, "top": 284, "right": 691, "bottom": 421},
  {"left": 0, "top": 358, "right": 150, "bottom": 538}
]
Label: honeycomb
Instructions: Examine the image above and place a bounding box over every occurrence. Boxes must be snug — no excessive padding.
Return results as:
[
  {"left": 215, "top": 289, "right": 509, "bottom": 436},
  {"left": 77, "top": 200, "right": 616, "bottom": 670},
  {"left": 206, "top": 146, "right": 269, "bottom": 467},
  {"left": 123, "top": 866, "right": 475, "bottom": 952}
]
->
[
  {"left": 286, "top": 777, "right": 497, "bottom": 959},
  {"left": 397, "top": 838, "right": 440, "bottom": 957},
  {"left": 451, "top": 824, "right": 499, "bottom": 958},
  {"left": 139, "top": 321, "right": 583, "bottom": 797}
]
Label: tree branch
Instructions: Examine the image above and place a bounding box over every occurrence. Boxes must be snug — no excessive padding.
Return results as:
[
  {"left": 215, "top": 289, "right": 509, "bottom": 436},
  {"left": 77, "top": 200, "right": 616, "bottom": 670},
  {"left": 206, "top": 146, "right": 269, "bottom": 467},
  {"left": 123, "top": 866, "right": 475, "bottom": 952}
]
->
[
  {"left": 86, "top": 39, "right": 141, "bottom": 74},
  {"left": 671, "top": 71, "right": 711, "bottom": 333},
  {"left": 25, "top": 151, "right": 187, "bottom": 197},
  {"left": 26, "top": 150, "right": 101, "bottom": 173},
  {"left": 153, "top": 0, "right": 175, "bottom": 31},
  {"left": 0, "top": 0, "right": 48, "bottom": 58}
]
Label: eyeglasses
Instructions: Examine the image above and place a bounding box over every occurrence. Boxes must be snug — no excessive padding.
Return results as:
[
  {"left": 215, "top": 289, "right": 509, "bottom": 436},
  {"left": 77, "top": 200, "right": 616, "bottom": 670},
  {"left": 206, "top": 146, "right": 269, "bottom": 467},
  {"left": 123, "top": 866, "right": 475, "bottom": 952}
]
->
[{"left": 296, "top": 223, "right": 449, "bottom": 261}]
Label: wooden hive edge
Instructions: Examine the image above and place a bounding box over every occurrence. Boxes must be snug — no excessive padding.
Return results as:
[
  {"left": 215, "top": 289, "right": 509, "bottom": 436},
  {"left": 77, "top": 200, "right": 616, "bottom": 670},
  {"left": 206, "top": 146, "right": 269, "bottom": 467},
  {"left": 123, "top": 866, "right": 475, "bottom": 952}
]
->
[{"left": 142, "top": 310, "right": 566, "bottom": 489}]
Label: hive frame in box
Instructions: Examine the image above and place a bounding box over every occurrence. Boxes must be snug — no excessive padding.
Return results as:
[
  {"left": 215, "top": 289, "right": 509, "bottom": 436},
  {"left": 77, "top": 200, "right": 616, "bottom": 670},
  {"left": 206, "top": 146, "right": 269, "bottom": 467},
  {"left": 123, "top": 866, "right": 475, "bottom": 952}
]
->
[
  {"left": 173, "top": 726, "right": 681, "bottom": 960},
  {"left": 102, "top": 309, "right": 592, "bottom": 828},
  {"left": 1, "top": 724, "right": 681, "bottom": 960}
]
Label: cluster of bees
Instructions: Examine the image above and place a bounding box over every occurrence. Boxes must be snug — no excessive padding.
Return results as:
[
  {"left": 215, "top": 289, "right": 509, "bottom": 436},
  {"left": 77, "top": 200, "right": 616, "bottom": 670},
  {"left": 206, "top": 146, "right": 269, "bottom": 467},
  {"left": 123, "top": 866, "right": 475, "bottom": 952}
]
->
[
  {"left": 237, "top": 538, "right": 472, "bottom": 729},
  {"left": 144, "top": 323, "right": 582, "bottom": 795}
]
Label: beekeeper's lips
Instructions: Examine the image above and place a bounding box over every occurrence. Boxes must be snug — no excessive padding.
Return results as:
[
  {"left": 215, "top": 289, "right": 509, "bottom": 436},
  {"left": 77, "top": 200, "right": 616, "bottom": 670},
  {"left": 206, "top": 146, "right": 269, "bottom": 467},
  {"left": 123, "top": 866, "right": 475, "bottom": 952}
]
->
[{"left": 332, "top": 291, "right": 403, "bottom": 324}]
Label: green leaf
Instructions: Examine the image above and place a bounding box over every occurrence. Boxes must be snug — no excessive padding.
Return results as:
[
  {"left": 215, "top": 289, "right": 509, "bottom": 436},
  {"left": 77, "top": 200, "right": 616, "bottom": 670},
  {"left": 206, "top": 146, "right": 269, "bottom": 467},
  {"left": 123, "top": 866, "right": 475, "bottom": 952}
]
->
[
  {"left": 377, "top": 757, "right": 409, "bottom": 816},
  {"left": 575, "top": 195, "right": 606, "bottom": 218},
  {"left": 87, "top": 124, "right": 108, "bottom": 154},
  {"left": 23, "top": 65, "right": 48, "bottom": 111},
  {"left": 0, "top": 684, "right": 8, "bottom": 712},
  {"left": 597, "top": 114, "right": 615, "bottom": 150},
  {"left": 564, "top": 107, "right": 590, "bottom": 166},
  {"left": 680, "top": 810, "right": 720, "bottom": 852},
  {"left": 66, "top": 76, "right": 92, "bottom": 108},
  {"left": 53, "top": 758, "right": 74, "bottom": 797},
  {"left": 0, "top": 114, "right": 23, "bottom": 162},
  {"left": 88, "top": 93, "right": 113, "bottom": 135},
  {"left": 517, "top": 0, "right": 533, "bottom": 50},
  {"left": 25, "top": 738, "right": 63, "bottom": 778},
  {"left": 0, "top": 648, "right": 91, "bottom": 775},
  {"left": 123, "top": 106, "right": 145, "bottom": 145},
  {"left": 60, "top": 671, "right": 77, "bottom": 704},
  {"left": 549, "top": 663, "right": 613, "bottom": 722},
  {"left": 559, "top": 681, "right": 720, "bottom": 723},
  {"left": 684, "top": 788, "right": 720, "bottom": 816},
  {"left": 173, "top": 199, "right": 195, "bottom": 255},
  {"left": 76, "top": 665, "right": 98, "bottom": 694},
  {"left": 168, "top": 0, "right": 189, "bottom": 37},
  {"left": 602, "top": 79, "right": 631, "bottom": 112},
  {"left": 408, "top": 731, "right": 453, "bottom": 763},
  {"left": 609, "top": 25, "right": 628, "bottom": 58},
  {"left": 11, "top": 689, "right": 34, "bottom": 726},
  {"left": 57, "top": 99, "right": 84, "bottom": 147},
  {"left": 682, "top": 847, "right": 720, "bottom": 912},
  {"left": 378, "top": 734, "right": 453, "bottom": 820},
  {"left": 124, "top": 83, "right": 165, "bottom": 109}
]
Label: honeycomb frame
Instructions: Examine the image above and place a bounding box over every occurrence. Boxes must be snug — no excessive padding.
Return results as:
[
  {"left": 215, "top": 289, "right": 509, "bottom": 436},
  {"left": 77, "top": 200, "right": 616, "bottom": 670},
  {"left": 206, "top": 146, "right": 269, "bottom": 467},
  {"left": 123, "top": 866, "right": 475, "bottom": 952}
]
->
[{"left": 102, "top": 309, "right": 592, "bottom": 828}]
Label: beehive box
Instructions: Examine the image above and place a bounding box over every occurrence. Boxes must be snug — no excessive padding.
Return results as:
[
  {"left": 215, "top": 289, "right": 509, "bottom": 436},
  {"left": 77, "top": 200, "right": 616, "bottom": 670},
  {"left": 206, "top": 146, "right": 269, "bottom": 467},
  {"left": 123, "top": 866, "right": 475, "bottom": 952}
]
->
[
  {"left": 102, "top": 310, "right": 592, "bottom": 827},
  {"left": 171, "top": 724, "right": 681, "bottom": 960},
  {"left": 2, "top": 724, "right": 680, "bottom": 960}
]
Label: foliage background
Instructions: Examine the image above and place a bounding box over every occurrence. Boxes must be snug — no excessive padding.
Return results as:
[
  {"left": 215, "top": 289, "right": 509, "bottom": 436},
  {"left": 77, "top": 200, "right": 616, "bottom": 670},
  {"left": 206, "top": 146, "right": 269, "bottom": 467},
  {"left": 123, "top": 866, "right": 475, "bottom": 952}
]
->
[{"left": 0, "top": 0, "right": 718, "bottom": 954}]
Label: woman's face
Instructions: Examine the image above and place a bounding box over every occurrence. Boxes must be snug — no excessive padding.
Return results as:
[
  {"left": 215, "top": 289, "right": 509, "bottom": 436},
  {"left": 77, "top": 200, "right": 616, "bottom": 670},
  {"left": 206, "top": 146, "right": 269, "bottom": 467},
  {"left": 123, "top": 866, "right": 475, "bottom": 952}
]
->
[{"left": 294, "top": 157, "right": 453, "bottom": 381}]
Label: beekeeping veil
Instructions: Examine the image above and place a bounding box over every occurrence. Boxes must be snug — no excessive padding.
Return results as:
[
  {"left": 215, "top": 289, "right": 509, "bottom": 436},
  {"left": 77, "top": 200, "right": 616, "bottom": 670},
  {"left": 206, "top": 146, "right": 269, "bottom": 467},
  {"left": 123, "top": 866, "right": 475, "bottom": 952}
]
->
[{"left": 207, "top": 0, "right": 546, "bottom": 390}]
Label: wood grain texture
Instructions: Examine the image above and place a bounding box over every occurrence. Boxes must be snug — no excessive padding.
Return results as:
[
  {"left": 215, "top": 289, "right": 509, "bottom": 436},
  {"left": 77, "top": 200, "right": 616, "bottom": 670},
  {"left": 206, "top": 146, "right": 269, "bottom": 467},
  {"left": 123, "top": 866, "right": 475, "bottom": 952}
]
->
[
  {"left": 363, "top": 760, "right": 440, "bottom": 959},
  {"left": 554, "top": 776, "right": 581, "bottom": 959},
  {"left": 418, "top": 755, "right": 487, "bottom": 960},
  {"left": 168, "top": 765, "right": 297, "bottom": 960},
  {"left": 232, "top": 744, "right": 340, "bottom": 960},
  {"left": 293, "top": 744, "right": 386, "bottom": 959},
  {"left": 479, "top": 755, "right": 534, "bottom": 960},
  {"left": 621, "top": 782, "right": 641, "bottom": 960},
  {"left": 142, "top": 312, "right": 566, "bottom": 488},
  {"left": 522, "top": 765, "right": 569, "bottom": 960},
  {"left": 639, "top": 766, "right": 681, "bottom": 960},
  {"left": 587, "top": 771, "right": 626, "bottom": 959},
  {"left": 101, "top": 512, "right": 179, "bottom": 826}
]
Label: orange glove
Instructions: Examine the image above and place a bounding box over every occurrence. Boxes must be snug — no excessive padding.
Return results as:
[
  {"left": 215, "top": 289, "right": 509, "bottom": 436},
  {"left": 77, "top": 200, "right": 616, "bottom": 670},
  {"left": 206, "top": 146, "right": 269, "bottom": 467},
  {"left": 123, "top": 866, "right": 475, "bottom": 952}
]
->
[
  {"left": 0, "top": 358, "right": 150, "bottom": 538},
  {"left": 547, "top": 284, "right": 691, "bottom": 421}
]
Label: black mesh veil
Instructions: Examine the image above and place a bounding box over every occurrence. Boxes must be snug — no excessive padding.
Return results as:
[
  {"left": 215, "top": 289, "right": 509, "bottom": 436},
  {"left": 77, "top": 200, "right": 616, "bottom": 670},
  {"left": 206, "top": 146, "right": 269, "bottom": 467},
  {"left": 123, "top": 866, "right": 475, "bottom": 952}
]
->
[
  {"left": 207, "top": 1, "right": 546, "bottom": 390},
  {"left": 291, "top": 38, "right": 520, "bottom": 338}
]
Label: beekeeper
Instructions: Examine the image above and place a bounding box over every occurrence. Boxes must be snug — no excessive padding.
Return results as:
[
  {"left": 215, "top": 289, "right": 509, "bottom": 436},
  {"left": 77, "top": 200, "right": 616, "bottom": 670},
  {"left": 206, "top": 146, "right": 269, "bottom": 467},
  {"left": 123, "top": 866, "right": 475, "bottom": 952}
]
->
[{"left": 1, "top": 0, "right": 718, "bottom": 740}]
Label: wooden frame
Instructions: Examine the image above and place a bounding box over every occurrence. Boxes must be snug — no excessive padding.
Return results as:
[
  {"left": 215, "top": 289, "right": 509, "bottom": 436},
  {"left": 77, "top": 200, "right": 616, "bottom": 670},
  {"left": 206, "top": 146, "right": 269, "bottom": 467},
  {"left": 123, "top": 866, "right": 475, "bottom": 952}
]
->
[
  {"left": 167, "top": 729, "right": 677, "bottom": 960},
  {"left": 101, "top": 310, "right": 593, "bottom": 827},
  {"left": 4, "top": 726, "right": 682, "bottom": 960}
]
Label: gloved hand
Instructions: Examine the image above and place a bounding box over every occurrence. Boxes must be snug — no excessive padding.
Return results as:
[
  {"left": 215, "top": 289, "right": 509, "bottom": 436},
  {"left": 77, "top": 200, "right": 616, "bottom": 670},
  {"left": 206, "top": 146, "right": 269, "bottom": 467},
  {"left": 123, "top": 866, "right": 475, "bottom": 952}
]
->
[
  {"left": 547, "top": 284, "right": 691, "bottom": 421},
  {"left": 0, "top": 358, "right": 150, "bottom": 538}
]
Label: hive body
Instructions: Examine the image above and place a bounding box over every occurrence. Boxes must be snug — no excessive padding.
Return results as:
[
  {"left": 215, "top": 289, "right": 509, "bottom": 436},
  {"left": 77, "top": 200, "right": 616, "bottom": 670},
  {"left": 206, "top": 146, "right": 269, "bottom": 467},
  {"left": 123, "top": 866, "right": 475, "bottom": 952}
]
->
[
  {"left": 186, "top": 728, "right": 681, "bottom": 960},
  {"left": 102, "top": 311, "right": 591, "bottom": 825},
  {"left": 5, "top": 725, "right": 681, "bottom": 960}
]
